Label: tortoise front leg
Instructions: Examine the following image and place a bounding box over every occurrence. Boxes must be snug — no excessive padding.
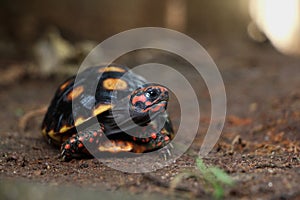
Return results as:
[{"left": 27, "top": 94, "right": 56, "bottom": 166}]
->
[
  {"left": 60, "top": 128, "right": 105, "bottom": 161},
  {"left": 132, "top": 127, "right": 171, "bottom": 153}
]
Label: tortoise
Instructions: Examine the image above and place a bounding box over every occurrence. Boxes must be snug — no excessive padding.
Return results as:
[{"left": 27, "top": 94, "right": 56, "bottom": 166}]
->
[{"left": 41, "top": 64, "right": 174, "bottom": 160}]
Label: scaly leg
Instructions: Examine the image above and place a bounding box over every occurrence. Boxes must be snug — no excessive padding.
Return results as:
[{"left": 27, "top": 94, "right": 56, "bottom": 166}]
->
[{"left": 60, "top": 128, "right": 105, "bottom": 161}]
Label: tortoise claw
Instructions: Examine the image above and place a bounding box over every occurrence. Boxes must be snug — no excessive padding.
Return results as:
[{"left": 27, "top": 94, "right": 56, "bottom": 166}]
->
[
  {"left": 159, "top": 143, "right": 174, "bottom": 160},
  {"left": 60, "top": 147, "right": 72, "bottom": 161}
]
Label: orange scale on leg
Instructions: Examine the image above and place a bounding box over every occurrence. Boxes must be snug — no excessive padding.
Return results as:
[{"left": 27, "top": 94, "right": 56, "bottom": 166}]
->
[
  {"left": 164, "top": 136, "right": 170, "bottom": 141},
  {"left": 70, "top": 138, "right": 75, "bottom": 143},
  {"left": 64, "top": 144, "right": 71, "bottom": 150},
  {"left": 151, "top": 133, "right": 157, "bottom": 139}
]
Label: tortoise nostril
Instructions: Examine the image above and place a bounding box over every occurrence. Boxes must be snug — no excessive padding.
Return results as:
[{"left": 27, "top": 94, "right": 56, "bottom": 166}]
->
[{"left": 164, "top": 91, "right": 169, "bottom": 99}]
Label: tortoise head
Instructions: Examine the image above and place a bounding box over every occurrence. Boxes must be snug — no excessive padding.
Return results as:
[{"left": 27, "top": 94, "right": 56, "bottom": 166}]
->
[{"left": 129, "top": 84, "right": 169, "bottom": 120}]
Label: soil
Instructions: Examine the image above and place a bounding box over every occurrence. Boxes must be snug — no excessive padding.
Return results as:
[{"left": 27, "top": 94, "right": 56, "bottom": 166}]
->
[{"left": 0, "top": 40, "right": 300, "bottom": 200}]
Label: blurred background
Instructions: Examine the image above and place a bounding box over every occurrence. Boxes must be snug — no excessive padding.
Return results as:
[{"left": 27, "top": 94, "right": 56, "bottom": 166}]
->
[
  {"left": 1, "top": 0, "right": 299, "bottom": 78},
  {"left": 1, "top": 1, "right": 300, "bottom": 199}
]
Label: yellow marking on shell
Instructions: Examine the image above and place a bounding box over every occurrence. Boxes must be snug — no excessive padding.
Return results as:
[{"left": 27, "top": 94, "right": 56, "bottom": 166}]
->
[
  {"left": 67, "top": 86, "right": 84, "bottom": 101},
  {"left": 74, "top": 117, "right": 87, "bottom": 126},
  {"left": 98, "top": 141, "right": 133, "bottom": 152},
  {"left": 59, "top": 125, "right": 72, "bottom": 133},
  {"left": 93, "top": 104, "right": 112, "bottom": 116},
  {"left": 47, "top": 129, "right": 61, "bottom": 142},
  {"left": 161, "top": 128, "right": 168, "bottom": 135},
  {"left": 98, "top": 66, "right": 126, "bottom": 73},
  {"left": 60, "top": 80, "right": 71, "bottom": 91},
  {"left": 42, "top": 127, "right": 47, "bottom": 137},
  {"left": 103, "top": 78, "right": 127, "bottom": 90}
]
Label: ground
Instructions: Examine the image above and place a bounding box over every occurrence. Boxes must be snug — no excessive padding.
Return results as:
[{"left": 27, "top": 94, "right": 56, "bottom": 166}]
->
[{"left": 0, "top": 39, "right": 299, "bottom": 200}]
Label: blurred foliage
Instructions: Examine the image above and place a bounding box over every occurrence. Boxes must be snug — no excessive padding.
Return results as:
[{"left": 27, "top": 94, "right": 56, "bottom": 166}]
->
[{"left": 170, "top": 158, "right": 234, "bottom": 199}]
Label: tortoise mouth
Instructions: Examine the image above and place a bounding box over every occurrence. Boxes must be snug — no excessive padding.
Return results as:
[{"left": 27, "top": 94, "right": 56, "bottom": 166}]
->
[
  {"left": 143, "top": 100, "right": 168, "bottom": 115},
  {"left": 128, "top": 99, "right": 167, "bottom": 125},
  {"left": 132, "top": 96, "right": 168, "bottom": 112}
]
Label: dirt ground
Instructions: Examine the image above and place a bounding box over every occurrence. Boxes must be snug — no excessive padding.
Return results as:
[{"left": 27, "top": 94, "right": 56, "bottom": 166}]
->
[{"left": 0, "top": 39, "right": 300, "bottom": 200}]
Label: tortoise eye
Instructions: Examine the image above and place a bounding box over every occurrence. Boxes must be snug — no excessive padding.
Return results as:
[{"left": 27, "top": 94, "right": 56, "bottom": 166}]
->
[{"left": 145, "top": 88, "right": 160, "bottom": 101}]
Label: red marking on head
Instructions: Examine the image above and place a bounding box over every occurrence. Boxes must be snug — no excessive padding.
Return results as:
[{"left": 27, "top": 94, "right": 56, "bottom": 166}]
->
[
  {"left": 78, "top": 137, "right": 84, "bottom": 142},
  {"left": 157, "top": 142, "right": 162, "bottom": 147},
  {"left": 132, "top": 94, "right": 147, "bottom": 105},
  {"left": 70, "top": 138, "right": 75, "bottom": 143},
  {"left": 78, "top": 143, "right": 83, "bottom": 148},
  {"left": 143, "top": 103, "right": 165, "bottom": 112},
  {"left": 93, "top": 131, "right": 98, "bottom": 137},
  {"left": 64, "top": 144, "right": 71, "bottom": 150},
  {"left": 152, "top": 105, "right": 161, "bottom": 112},
  {"left": 145, "top": 101, "right": 152, "bottom": 106},
  {"left": 151, "top": 133, "right": 157, "bottom": 139},
  {"left": 89, "top": 138, "right": 94, "bottom": 143}
]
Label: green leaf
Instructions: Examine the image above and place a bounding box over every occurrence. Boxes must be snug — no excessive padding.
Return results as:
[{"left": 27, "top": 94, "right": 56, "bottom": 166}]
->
[
  {"left": 212, "top": 183, "right": 224, "bottom": 200},
  {"left": 195, "top": 158, "right": 208, "bottom": 173},
  {"left": 195, "top": 158, "right": 234, "bottom": 199},
  {"left": 209, "top": 167, "right": 234, "bottom": 186}
]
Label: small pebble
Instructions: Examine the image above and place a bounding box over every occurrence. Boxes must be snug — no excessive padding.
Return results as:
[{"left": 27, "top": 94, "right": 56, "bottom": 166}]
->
[
  {"left": 268, "top": 182, "right": 273, "bottom": 187},
  {"left": 80, "top": 163, "right": 89, "bottom": 168}
]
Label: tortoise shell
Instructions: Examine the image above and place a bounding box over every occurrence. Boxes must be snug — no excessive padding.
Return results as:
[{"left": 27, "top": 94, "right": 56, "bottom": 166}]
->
[{"left": 41, "top": 64, "right": 174, "bottom": 159}]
